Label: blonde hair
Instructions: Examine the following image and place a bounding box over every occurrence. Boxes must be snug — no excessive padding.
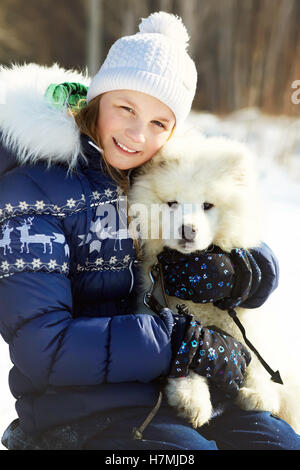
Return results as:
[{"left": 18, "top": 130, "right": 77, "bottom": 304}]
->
[
  {"left": 73, "top": 95, "right": 130, "bottom": 195},
  {"left": 73, "top": 95, "right": 142, "bottom": 256}
]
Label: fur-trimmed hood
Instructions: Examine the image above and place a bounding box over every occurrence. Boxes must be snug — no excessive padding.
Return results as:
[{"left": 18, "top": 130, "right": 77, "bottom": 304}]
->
[{"left": 0, "top": 62, "right": 91, "bottom": 172}]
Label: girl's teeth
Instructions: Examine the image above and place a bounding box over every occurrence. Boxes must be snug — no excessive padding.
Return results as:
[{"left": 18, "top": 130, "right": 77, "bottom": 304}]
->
[{"left": 115, "top": 139, "right": 137, "bottom": 153}]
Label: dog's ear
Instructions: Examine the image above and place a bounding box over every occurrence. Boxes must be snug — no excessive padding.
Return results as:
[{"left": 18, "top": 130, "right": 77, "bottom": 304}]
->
[
  {"left": 227, "top": 152, "right": 255, "bottom": 187},
  {"left": 154, "top": 149, "right": 181, "bottom": 168},
  {"left": 218, "top": 140, "right": 256, "bottom": 188},
  {"left": 131, "top": 147, "right": 168, "bottom": 177},
  {"left": 158, "top": 159, "right": 168, "bottom": 167},
  {"left": 131, "top": 158, "right": 155, "bottom": 177}
]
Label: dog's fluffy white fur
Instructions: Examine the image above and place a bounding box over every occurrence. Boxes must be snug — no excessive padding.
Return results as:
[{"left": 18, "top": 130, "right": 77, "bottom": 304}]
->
[{"left": 129, "top": 132, "right": 300, "bottom": 433}]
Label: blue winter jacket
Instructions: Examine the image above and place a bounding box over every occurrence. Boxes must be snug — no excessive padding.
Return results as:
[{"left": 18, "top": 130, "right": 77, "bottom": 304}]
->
[
  {"left": 0, "top": 133, "right": 175, "bottom": 434},
  {"left": 0, "top": 64, "right": 279, "bottom": 436}
]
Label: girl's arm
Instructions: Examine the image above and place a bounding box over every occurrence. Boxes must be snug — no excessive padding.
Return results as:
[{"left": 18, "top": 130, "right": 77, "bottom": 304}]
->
[
  {"left": 0, "top": 214, "right": 172, "bottom": 390},
  {"left": 240, "top": 242, "right": 279, "bottom": 308}
]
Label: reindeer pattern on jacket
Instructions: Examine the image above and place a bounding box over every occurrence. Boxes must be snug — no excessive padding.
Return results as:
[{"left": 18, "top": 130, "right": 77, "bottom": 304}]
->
[{"left": 0, "top": 217, "right": 67, "bottom": 255}]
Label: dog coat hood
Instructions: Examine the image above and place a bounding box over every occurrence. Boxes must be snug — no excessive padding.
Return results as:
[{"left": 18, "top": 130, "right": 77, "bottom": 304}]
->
[{"left": 157, "top": 245, "right": 254, "bottom": 308}]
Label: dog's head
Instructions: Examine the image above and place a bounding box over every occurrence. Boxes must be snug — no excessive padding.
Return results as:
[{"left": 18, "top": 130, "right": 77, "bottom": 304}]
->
[{"left": 128, "top": 132, "right": 261, "bottom": 255}]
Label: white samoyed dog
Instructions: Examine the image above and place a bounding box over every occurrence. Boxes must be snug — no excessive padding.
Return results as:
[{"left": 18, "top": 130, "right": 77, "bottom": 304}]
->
[{"left": 128, "top": 131, "right": 300, "bottom": 433}]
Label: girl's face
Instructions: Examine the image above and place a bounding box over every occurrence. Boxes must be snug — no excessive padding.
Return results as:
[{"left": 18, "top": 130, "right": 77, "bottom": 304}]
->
[{"left": 96, "top": 90, "right": 176, "bottom": 170}]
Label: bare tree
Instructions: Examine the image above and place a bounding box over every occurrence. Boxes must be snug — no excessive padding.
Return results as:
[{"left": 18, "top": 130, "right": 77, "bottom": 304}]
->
[
  {"left": 159, "top": 0, "right": 174, "bottom": 12},
  {"left": 177, "top": 0, "right": 197, "bottom": 57},
  {"left": 121, "top": 0, "right": 138, "bottom": 36},
  {"left": 86, "top": 0, "right": 103, "bottom": 75}
]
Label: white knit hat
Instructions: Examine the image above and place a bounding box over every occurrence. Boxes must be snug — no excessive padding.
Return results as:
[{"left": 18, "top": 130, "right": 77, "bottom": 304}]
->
[{"left": 86, "top": 11, "right": 197, "bottom": 128}]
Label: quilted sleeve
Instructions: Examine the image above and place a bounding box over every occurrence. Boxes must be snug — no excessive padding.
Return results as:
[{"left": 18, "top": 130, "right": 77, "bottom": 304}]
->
[
  {"left": 241, "top": 242, "right": 279, "bottom": 309},
  {"left": 0, "top": 210, "right": 172, "bottom": 390}
]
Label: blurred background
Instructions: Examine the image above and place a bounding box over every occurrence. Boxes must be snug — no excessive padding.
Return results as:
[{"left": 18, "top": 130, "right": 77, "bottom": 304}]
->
[
  {"left": 0, "top": 0, "right": 300, "bottom": 447},
  {"left": 1, "top": 0, "right": 299, "bottom": 116}
]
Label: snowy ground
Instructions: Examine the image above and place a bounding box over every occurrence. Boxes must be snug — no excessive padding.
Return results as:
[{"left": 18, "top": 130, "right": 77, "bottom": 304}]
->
[{"left": 0, "top": 108, "right": 299, "bottom": 449}]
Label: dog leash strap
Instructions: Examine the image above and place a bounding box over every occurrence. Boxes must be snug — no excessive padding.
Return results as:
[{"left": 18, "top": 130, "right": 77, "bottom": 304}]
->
[
  {"left": 144, "top": 263, "right": 170, "bottom": 313},
  {"left": 158, "top": 262, "right": 170, "bottom": 309},
  {"left": 132, "top": 390, "right": 163, "bottom": 440},
  {"left": 227, "top": 308, "right": 283, "bottom": 385}
]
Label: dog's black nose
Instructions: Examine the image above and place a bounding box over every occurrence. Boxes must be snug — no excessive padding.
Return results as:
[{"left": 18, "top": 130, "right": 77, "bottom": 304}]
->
[{"left": 179, "top": 224, "right": 196, "bottom": 241}]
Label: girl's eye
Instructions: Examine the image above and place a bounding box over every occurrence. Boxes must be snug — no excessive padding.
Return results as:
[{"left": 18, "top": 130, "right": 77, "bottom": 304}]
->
[
  {"left": 152, "top": 120, "right": 165, "bottom": 129},
  {"left": 121, "top": 106, "right": 134, "bottom": 113},
  {"left": 167, "top": 201, "right": 178, "bottom": 208},
  {"left": 203, "top": 202, "right": 214, "bottom": 211}
]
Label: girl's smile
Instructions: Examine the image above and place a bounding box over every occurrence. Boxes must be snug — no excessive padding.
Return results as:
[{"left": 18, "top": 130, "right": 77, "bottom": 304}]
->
[{"left": 112, "top": 137, "right": 140, "bottom": 155}]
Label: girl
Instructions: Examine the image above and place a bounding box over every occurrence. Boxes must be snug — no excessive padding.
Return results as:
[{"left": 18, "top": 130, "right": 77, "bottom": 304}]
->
[{"left": 0, "top": 12, "right": 298, "bottom": 450}]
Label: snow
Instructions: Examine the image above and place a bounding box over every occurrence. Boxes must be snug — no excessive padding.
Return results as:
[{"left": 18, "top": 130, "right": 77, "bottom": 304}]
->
[{"left": 0, "top": 108, "right": 299, "bottom": 449}]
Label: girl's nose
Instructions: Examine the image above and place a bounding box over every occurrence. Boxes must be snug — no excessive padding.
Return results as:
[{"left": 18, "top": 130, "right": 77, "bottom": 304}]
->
[{"left": 125, "top": 125, "right": 146, "bottom": 144}]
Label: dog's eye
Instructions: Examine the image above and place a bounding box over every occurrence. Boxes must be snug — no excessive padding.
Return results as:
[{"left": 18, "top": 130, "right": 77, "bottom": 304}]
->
[
  {"left": 167, "top": 201, "right": 178, "bottom": 208},
  {"left": 203, "top": 202, "right": 214, "bottom": 211}
]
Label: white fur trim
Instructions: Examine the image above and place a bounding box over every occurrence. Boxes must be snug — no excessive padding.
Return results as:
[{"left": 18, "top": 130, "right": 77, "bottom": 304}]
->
[{"left": 0, "top": 63, "right": 91, "bottom": 169}]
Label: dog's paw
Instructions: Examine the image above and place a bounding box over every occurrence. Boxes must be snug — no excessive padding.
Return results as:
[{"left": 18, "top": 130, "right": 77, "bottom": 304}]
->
[
  {"left": 236, "top": 386, "right": 280, "bottom": 414},
  {"left": 185, "top": 401, "right": 213, "bottom": 429},
  {"left": 166, "top": 372, "right": 213, "bottom": 428}
]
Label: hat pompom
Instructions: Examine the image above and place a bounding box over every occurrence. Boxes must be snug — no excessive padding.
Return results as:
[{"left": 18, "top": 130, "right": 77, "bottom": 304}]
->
[{"left": 138, "top": 11, "right": 190, "bottom": 50}]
